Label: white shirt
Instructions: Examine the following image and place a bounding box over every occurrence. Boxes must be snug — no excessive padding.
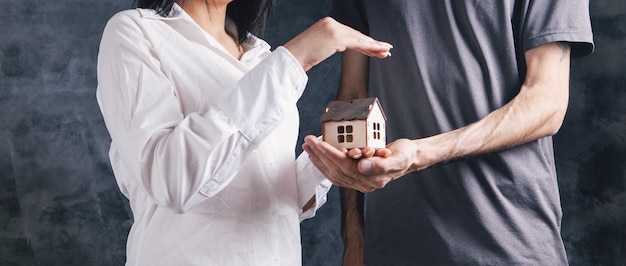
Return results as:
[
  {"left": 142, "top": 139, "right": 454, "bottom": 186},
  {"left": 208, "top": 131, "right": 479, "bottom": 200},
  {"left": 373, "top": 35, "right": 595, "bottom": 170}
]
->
[{"left": 96, "top": 5, "right": 331, "bottom": 266}]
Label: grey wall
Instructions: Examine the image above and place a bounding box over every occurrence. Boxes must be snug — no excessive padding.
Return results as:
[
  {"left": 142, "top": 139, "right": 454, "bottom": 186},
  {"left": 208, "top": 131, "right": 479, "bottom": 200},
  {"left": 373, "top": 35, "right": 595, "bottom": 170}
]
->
[
  {"left": 556, "top": 2, "right": 626, "bottom": 264},
  {"left": 0, "top": 0, "right": 623, "bottom": 265}
]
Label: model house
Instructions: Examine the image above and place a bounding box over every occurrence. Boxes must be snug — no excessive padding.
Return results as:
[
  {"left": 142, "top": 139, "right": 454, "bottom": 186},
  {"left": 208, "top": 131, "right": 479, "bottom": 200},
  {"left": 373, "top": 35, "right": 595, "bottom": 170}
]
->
[{"left": 320, "top": 97, "right": 386, "bottom": 149}]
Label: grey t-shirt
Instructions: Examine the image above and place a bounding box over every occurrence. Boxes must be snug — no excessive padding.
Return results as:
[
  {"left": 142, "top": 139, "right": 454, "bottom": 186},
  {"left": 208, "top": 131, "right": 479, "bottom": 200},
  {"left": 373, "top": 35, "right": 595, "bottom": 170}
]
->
[{"left": 332, "top": 1, "right": 594, "bottom": 265}]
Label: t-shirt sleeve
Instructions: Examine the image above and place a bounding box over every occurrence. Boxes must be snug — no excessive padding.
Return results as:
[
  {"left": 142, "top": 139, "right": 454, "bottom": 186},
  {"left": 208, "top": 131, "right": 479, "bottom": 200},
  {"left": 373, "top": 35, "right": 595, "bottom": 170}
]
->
[
  {"left": 331, "top": 0, "right": 369, "bottom": 34},
  {"left": 523, "top": 0, "right": 594, "bottom": 58}
]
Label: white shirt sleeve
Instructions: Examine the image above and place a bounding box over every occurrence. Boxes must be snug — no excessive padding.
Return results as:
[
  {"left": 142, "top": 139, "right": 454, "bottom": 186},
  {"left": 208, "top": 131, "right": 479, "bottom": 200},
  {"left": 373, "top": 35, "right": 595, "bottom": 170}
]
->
[
  {"left": 96, "top": 13, "right": 308, "bottom": 213},
  {"left": 296, "top": 149, "right": 333, "bottom": 221}
]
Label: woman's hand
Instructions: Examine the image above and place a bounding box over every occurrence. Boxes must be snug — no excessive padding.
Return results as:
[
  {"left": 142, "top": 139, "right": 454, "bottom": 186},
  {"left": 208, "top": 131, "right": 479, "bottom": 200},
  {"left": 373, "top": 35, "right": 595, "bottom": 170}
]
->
[{"left": 284, "top": 17, "right": 392, "bottom": 71}]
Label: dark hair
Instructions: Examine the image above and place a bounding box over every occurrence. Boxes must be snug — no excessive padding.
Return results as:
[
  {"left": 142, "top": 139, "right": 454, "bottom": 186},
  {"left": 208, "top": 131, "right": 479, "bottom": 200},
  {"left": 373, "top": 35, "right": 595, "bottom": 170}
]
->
[{"left": 135, "top": 0, "right": 273, "bottom": 44}]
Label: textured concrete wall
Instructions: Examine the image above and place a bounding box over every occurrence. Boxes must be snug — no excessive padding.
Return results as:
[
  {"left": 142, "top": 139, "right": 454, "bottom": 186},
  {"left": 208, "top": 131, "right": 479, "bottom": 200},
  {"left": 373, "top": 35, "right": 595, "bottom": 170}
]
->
[{"left": 0, "top": 1, "right": 623, "bottom": 265}]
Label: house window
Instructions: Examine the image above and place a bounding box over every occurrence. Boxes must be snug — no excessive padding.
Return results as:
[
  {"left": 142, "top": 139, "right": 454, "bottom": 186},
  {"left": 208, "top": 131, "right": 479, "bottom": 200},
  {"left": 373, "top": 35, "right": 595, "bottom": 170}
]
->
[
  {"left": 372, "top": 123, "right": 382, "bottom": 140},
  {"left": 337, "top": 125, "right": 354, "bottom": 143}
]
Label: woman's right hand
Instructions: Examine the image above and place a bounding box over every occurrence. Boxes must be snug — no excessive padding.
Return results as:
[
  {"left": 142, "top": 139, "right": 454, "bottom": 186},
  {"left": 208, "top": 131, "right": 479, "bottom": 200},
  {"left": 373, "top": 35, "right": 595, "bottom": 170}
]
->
[{"left": 283, "top": 17, "right": 392, "bottom": 71}]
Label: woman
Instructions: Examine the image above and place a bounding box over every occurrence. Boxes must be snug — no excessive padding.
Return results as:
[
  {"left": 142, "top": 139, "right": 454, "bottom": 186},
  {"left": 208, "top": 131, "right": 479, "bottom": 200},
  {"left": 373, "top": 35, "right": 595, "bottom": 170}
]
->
[{"left": 96, "top": 0, "right": 391, "bottom": 265}]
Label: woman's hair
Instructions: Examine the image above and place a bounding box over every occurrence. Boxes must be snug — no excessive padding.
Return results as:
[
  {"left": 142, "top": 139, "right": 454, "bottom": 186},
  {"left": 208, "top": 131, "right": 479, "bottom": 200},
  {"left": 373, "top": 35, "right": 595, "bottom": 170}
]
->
[{"left": 135, "top": 0, "right": 273, "bottom": 44}]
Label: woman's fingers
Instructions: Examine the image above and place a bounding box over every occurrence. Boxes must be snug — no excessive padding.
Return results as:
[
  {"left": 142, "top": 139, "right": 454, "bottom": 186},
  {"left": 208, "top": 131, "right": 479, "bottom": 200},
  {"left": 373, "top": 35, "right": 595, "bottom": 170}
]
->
[
  {"left": 347, "top": 148, "right": 363, "bottom": 159},
  {"left": 374, "top": 148, "right": 392, "bottom": 158},
  {"left": 304, "top": 136, "right": 361, "bottom": 186},
  {"left": 361, "top": 147, "right": 375, "bottom": 158},
  {"left": 284, "top": 17, "right": 392, "bottom": 71}
]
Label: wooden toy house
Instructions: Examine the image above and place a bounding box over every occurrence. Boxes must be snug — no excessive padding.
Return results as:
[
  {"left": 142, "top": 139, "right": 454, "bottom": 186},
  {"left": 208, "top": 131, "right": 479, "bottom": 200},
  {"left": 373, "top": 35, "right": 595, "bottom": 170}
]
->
[{"left": 320, "top": 97, "right": 386, "bottom": 149}]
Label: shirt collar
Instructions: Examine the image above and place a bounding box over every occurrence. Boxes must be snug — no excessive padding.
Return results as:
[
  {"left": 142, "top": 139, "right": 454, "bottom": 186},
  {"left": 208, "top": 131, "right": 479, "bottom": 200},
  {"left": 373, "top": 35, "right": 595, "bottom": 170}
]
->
[
  {"left": 240, "top": 34, "right": 271, "bottom": 61},
  {"left": 136, "top": 3, "right": 272, "bottom": 61}
]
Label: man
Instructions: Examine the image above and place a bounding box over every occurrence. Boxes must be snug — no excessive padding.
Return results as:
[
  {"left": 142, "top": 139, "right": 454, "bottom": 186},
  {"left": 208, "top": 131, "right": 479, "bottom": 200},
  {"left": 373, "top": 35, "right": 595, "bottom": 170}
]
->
[{"left": 302, "top": 1, "right": 594, "bottom": 265}]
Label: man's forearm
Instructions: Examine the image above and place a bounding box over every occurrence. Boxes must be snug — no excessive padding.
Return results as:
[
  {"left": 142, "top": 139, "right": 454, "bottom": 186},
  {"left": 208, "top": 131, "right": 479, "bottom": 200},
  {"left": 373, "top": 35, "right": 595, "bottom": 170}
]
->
[{"left": 412, "top": 42, "right": 572, "bottom": 169}]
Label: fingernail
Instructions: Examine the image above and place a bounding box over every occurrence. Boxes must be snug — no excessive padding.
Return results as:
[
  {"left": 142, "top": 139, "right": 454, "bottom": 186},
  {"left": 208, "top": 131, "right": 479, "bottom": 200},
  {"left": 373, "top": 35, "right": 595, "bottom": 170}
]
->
[
  {"left": 365, "top": 150, "right": 374, "bottom": 157},
  {"left": 380, "top": 42, "right": 393, "bottom": 48},
  {"left": 352, "top": 154, "right": 362, "bottom": 159}
]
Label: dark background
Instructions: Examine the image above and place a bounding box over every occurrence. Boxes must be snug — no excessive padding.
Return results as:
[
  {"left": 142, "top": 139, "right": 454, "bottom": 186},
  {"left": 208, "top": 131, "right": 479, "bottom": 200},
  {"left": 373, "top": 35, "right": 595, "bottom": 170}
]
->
[{"left": 0, "top": 0, "right": 624, "bottom": 265}]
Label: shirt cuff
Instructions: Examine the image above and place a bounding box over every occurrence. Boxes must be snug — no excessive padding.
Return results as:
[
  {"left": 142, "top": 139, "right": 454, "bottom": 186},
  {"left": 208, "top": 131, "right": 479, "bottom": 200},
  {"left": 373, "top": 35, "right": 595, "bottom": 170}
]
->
[
  {"left": 296, "top": 146, "right": 332, "bottom": 221},
  {"left": 274, "top": 46, "right": 308, "bottom": 88},
  {"left": 216, "top": 46, "right": 308, "bottom": 143}
]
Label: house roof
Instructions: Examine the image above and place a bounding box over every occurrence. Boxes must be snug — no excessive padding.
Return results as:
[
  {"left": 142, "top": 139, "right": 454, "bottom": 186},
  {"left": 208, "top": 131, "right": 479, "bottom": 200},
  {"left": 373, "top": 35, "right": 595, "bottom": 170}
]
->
[{"left": 320, "top": 97, "right": 386, "bottom": 122}]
